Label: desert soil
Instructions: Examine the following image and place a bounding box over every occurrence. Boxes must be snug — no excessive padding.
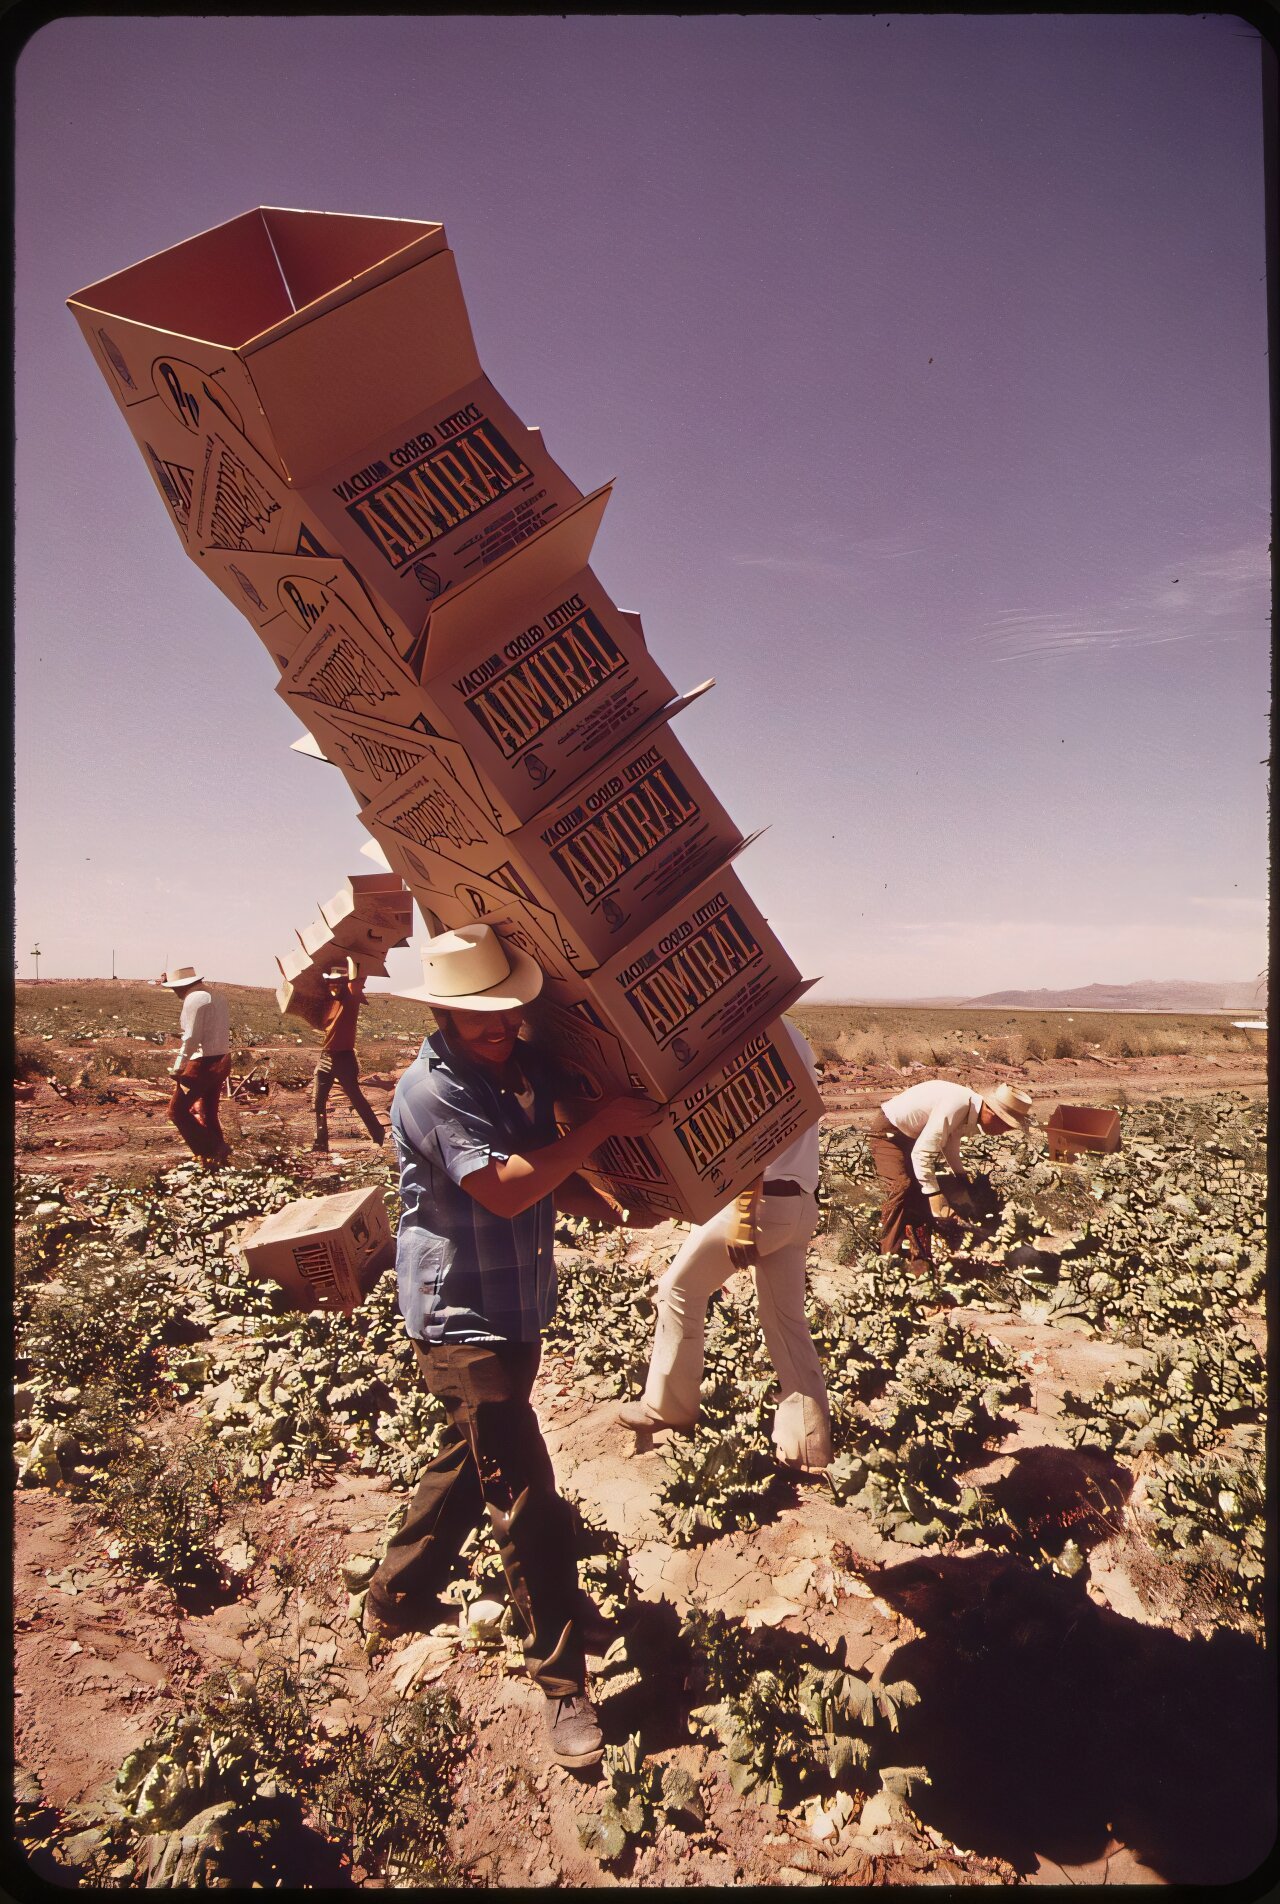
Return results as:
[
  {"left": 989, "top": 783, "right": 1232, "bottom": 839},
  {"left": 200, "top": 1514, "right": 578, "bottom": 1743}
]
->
[{"left": 12, "top": 1023, "right": 1270, "bottom": 1889}]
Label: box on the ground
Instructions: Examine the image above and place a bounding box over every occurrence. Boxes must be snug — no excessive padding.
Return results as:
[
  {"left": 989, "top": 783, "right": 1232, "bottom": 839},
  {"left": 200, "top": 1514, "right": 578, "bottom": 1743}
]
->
[
  {"left": 364, "top": 720, "right": 745, "bottom": 971},
  {"left": 1046, "top": 1104, "right": 1122, "bottom": 1159},
  {"left": 567, "top": 1016, "right": 823, "bottom": 1226},
  {"left": 240, "top": 1185, "right": 394, "bottom": 1312},
  {"left": 69, "top": 208, "right": 582, "bottom": 637}
]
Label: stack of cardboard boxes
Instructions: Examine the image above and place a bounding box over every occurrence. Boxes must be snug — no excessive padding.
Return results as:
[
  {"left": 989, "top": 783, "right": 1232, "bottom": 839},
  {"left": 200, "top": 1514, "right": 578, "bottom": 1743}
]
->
[
  {"left": 70, "top": 208, "right": 820, "bottom": 1221},
  {"left": 275, "top": 872, "right": 414, "bottom": 1025}
]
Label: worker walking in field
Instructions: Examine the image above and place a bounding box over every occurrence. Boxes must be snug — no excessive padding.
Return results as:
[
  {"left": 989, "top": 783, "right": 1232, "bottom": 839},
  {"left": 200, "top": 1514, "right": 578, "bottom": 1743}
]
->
[
  {"left": 312, "top": 961, "right": 386, "bottom": 1153},
  {"left": 868, "top": 1079, "right": 1033, "bottom": 1265},
  {"left": 158, "top": 965, "right": 232, "bottom": 1167},
  {"left": 617, "top": 1021, "right": 833, "bottom": 1473}
]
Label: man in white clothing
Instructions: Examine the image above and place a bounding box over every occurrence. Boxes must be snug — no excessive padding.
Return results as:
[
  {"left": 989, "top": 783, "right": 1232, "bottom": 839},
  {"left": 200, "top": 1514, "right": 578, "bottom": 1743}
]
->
[
  {"left": 868, "top": 1079, "right": 1033, "bottom": 1265},
  {"left": 158, "top": 965, "right": 232, "bottom": 1165},
  {"left": 617, "top": 1021, "right": 833, "bottom": 1473}
]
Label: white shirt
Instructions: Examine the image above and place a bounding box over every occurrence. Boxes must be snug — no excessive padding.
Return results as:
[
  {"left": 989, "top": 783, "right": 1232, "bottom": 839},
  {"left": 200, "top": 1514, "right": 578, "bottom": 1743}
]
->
[
  {"left": 762, "top": 1021, "right": 821, "bottom": 1193},
  {"left": 880, "top": 1079, "right": 984, "bottom": 1196},
  {"left": 176, "top": 988, "right": 230, "bottom": 1063}
]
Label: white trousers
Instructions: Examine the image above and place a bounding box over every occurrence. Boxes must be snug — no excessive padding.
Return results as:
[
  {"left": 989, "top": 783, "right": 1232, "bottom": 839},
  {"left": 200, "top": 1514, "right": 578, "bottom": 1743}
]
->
[{"left": 642, "top": 1191, "right": 834, "bottom": 1469}]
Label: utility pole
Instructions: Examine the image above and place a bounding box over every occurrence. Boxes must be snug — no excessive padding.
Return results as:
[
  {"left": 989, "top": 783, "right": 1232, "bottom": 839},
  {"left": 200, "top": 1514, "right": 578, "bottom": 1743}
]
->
[
  {"left": 111, "top": 948, "right": 116, "bottom": 980},
  {"left": 30, "top": 943, "right": 40, "bottom": 981}
]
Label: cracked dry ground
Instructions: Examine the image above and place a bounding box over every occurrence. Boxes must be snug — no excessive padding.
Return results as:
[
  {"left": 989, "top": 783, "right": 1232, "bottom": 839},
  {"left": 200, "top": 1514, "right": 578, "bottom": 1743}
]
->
[{"left": 12, "top": 1044, "right": 1273, "bottom": 1889}]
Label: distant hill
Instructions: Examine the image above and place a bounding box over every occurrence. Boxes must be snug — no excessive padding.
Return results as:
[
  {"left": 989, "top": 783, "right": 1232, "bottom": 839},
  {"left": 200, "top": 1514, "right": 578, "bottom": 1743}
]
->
[{"left": 958, "top": 980, "right": 1263, "bottom": 1014}]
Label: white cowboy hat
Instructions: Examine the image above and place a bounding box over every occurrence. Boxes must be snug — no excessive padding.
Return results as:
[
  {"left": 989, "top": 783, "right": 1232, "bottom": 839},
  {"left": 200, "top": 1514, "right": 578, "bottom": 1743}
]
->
[
  {"left": 157, "top": 966, "right": 203, "bottom": 990},
  {"left": 394, "top": 924, "right": 544, "bottom": 1011},
  {"left": 982, "top": 1083, "right": 1035, "bottom": 1129}
]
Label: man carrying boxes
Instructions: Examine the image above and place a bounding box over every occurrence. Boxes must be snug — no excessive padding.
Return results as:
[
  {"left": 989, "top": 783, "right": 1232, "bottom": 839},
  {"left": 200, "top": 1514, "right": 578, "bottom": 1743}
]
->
[
  {"left": 312, "top": 960, "right": 386, "bottom": 1153},
  {"left": 364, "top": 924, "right": 662, "bottom": 1771}
]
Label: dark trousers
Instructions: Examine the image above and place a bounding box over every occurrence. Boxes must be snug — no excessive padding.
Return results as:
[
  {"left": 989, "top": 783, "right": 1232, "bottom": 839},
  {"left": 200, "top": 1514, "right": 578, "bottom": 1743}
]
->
[
  {"left": 367, "top": 1339, "right": 585, "bottom": 1698},
  {"left": 168, "top": 1055, "right": 230, "bottom": 1160},
  {"left": 868, "top": 1121, "right": 934, "bottom": 1262},
  {"left": 313, "top": 1049, "right": 384, "bottom": 1145}
]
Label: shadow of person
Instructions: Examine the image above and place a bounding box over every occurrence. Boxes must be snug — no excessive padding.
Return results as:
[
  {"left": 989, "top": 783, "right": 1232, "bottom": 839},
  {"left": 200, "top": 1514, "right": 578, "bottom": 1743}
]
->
[
  {"left": 863, "top": 1547, "right": 1275, "bottom": 1883},
  {"left": 978, "top": 1442, "right": 1133, "bottom": 1559}
]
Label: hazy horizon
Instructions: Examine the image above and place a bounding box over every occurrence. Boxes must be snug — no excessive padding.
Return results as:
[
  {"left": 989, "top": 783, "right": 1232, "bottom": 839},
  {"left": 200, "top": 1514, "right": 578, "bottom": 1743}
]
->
[{"left": 15, "top": 15, "right": 1270, "bottom": 995}]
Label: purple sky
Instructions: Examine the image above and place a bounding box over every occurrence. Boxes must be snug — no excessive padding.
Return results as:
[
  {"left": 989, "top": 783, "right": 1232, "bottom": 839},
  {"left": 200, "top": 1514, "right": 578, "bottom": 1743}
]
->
[{"left": 15, "top": 14, "right": 1270, "bottom": 999}]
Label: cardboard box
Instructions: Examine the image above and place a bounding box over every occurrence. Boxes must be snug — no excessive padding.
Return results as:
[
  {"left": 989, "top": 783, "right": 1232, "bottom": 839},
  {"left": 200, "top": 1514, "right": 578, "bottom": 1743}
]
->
[
  {"left": 274, "top": 961, "right": 331, "bottom": 1026},
  {"left": 569, "top": 1017, "right": 823, "bottom": 1225},
  {"left": 200, "top": 546, "right": 412, "bottom": 677},
  {"left": 1046, "top": 1104, "right": 1122, "bottom": 1160},
  {"left": 246, "top": 484, "right": 700, "bottom": 835},
  {"left": 294, "top": 700, "right": 503, "bottom": 828},
  {"left": 457, "top": 862, "right": 813, "bottom": 1098},
  {"left": 319, "top": 877, "right": 414, "bottom": 959},
  {"left": 69, "top": 209, "right": 583, "bottom": 636},
  {"left": 405, "top": 485, "right": 681, "bottom": 824},
  {"left": 240, "top": 1185, "right": 394, "bottom": 1312},
  {"left": 364, "top": 721, "right": 745, "bottom": 971}
]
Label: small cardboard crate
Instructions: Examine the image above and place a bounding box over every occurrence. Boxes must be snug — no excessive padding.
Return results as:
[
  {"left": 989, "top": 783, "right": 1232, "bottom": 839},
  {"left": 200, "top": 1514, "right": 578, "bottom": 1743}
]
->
[
  {"left": 69, "top": 209, "right": 582, "bottom": 636},
  {"left": 364, "top": 721, "right": 745, "bottom": 971},
  {"left": 1046, "top": 1104, "right": 1122, "bottom": 1160},
  {"left": 571, "top": 1017, "right": 824, "bottom": 1226},
  {"left": 240, "top": 1185, "right": 394, "bottom": 1312}
]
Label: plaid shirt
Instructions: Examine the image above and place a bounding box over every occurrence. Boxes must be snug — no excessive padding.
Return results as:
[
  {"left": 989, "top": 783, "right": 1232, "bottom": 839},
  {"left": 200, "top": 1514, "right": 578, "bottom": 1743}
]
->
[{"left": 390, "top": 1030, "right": 561, "bottom": 1344}]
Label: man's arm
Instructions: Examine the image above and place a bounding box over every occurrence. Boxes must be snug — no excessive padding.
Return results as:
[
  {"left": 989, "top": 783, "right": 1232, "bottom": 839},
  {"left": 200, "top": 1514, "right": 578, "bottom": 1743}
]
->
[
  {"left": 554, "top": 1172, "right": 628, "bottom": 1225},
  {"left": 909, "top": 1105, "right": 961, "bottom": 1199},
  {"left": 462, "top": 1095, "right": 664, "bottom": 1219},
  {"left": 171, "top": 994, "right": 199, "bottom": 1073}
]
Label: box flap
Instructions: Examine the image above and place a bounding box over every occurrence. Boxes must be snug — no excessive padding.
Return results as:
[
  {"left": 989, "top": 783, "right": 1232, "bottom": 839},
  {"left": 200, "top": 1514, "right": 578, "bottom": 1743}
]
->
[
  {"left": 421, "top": 485, "right": 612, "bottom": 681},
  {"left": 241, "top": 248, "right": 482, "bottom": 485}
]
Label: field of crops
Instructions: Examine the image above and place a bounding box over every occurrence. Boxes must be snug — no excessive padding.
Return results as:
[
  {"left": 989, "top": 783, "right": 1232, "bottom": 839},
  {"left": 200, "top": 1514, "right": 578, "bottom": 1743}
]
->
[
  {"left": 16, "top": 980, "right": 1260, "bottom": 1061},
  {"left": 10, "top": 991, "right": 1274, "bottom": 1888}
]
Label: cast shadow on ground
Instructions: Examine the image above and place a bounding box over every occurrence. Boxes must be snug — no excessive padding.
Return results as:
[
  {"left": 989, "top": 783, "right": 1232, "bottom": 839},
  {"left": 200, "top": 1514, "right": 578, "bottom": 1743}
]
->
[{"left": 863, "top": 1532, "right": 1275, "bottom": 1884}]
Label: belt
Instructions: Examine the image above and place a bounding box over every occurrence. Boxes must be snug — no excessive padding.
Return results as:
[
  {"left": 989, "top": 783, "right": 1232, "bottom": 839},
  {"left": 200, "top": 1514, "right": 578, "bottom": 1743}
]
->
[{"left": 762, "top": 1179, "right": 805, "bottom": 1197}]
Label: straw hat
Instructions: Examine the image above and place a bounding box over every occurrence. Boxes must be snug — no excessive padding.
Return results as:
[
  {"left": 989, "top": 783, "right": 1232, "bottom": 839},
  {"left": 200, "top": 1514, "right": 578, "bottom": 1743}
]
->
[
  {"left": 157, "top": 966, "right": 203, "bottom": 990},
  {"left": 395, "top": 925, "right": 544, "bottom": 1011},
  {"left": 982, "top": 1083, "right": 1035, "bottom": 1129}
]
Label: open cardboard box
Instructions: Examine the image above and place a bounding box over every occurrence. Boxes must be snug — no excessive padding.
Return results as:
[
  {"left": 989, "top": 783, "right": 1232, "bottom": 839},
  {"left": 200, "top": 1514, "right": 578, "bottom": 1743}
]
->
[
  {"left": 240, "top": 1184, "right": 394, "bottom": 1313},
  {"left": 69, "top": 208, "right": 581, "bottom": 634},
  {"left": 1046, "top": 1104, "right": 1122, "bottom": 1159},
  {"left": 363, "top": 720, "right": 746, "bottom": 971}
]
